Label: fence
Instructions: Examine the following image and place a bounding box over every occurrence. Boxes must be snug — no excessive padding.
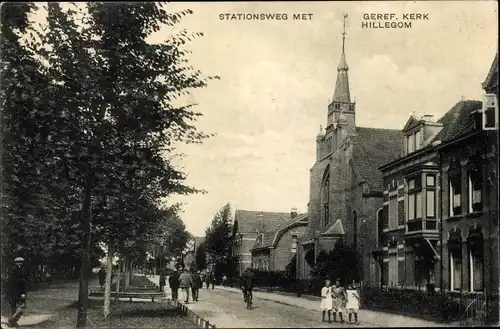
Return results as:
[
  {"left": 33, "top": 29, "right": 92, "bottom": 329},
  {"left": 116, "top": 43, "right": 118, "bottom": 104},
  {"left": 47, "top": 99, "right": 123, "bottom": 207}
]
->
[
  {"left": 171, "top": 300, "right": 216, "bottom": 329},
  {"left": 359, "top": 282, "right": 489, "bottom": 326}
]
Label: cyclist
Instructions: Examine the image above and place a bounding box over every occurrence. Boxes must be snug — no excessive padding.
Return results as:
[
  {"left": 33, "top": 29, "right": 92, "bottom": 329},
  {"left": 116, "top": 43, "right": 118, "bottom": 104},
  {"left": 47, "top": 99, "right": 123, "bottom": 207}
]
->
[{"left": 240, "top": 268, "right": 254, "bottom": 304}]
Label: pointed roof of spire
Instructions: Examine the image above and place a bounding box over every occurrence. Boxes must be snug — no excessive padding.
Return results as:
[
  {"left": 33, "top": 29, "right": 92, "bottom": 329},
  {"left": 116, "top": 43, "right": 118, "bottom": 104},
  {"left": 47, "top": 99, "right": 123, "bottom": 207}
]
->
[{"left": 332, "top": 13, "right": 351, "bottom": 103}]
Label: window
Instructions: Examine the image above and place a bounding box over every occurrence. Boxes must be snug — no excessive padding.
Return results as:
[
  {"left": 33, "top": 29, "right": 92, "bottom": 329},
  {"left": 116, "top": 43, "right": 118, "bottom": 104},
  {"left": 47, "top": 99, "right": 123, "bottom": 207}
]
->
[
  {"left": 398, "top": 253, "right": 406, "bottom": 286},
  {"left": 377, "top": 208, "right": 384, "bottom": 246},
  {"left": 381, "top": 260, "right": 389, "bottom": 286},
  {"left": 426, "top": 174, "right": 436, "bottom": 218},
  {"left": 397, "top": 200, "right": 405, "bottom": 226},
  {"left": 450, "top": 248, "right": 462, "bottom": 291},
  {"left": 468, "top": 167, "right": 483, "bottom": 213},
  {"left": 322, "top": 177, "right": 330, "bottom": 227},
  {"left": 407, "top": 177, "right": 422, "bottom": 221},
  {"left": 482, "top": 93, "right": 498, "bottom": 130},
  {"left": 405, "top": 130, "right": 423, "bottom": 154},
  {"left": 469, "top": 244, "right": 484, "bottom": 291},
  {"left": 449, "top": 175, "right": 462, "bottom": 216},
  {"left": 388, "top": 196, "right": 398, "bottom": 229},
  {"left": 415, "top": 130, "right": 423, "bottom": 150},
  {"left": 407, "top": 134, "right": 415, "bottom": 153},
  {"left": 389, "top": 250, "right": 398, "bottom": 287}
]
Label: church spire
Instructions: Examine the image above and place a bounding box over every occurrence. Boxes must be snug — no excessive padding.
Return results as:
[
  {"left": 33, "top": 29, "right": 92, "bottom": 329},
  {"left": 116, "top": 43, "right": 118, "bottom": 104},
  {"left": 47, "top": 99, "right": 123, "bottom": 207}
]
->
[{"left": 333, "top": 13, "right": 350, "bottom": 103}]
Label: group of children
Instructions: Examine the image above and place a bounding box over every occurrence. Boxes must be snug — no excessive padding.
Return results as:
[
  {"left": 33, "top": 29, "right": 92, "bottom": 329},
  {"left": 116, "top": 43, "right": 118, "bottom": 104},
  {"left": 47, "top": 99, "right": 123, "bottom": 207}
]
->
[{"left": 320, "top": 279, "right": 360, "bottom": 325}]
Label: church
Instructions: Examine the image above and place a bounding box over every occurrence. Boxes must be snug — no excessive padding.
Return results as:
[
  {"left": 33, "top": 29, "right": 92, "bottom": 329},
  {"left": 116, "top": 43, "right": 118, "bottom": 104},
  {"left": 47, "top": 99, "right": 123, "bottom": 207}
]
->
[{"left": 296, "top": 19, "right": 402, "bottom": 281}]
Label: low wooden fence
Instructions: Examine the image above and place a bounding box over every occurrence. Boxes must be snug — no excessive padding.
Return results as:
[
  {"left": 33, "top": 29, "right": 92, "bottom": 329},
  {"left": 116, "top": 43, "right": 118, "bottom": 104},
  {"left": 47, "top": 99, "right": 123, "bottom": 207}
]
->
[{"left": 171, "top": 300, "right": 216, "bottom": 329}]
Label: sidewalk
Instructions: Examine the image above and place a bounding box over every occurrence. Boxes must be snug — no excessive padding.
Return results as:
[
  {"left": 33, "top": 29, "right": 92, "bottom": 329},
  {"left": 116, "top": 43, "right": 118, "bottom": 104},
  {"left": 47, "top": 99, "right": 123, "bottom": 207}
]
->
[
  {"left": 214, "top": 285, "right": 458, "bottom": 327},
  {"left": 1, "top": 277, "right": 99, "bottom": 327},
  {"left": 148, "top": 275, "right": 457, "bottom": 327}
]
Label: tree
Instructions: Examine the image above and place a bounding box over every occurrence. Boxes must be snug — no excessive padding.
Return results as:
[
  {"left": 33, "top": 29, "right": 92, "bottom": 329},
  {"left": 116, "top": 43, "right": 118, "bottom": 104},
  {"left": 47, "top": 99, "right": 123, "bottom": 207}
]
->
[
  {"left": 310, "top": 239, "right": 358, "bottom": 284},
  {"left": 1, "top": 2, "right": 217, "bottom": 325},
  {"left": 195, "top": 242, "right": 207, "bottom": 271},
  {"left": 205, "top": 203, "right": 238, "bottom": 278}
]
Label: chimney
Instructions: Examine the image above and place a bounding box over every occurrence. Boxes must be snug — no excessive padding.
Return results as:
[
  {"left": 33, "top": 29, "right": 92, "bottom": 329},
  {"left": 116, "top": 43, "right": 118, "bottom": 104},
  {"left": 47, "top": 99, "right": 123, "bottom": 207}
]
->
[
  {"left": 423, "top": 115, "right": 434, "bottom": 122},
  {"left": 291, "top": 207, "right": 298, "bottom": 218}
]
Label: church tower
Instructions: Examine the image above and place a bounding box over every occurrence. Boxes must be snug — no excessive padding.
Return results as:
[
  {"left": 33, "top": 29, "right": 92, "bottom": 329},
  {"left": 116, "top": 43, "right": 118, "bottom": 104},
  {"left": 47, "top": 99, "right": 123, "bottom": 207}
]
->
[{"left": 325, "top": 14, "right": 356, "bottom": 145}]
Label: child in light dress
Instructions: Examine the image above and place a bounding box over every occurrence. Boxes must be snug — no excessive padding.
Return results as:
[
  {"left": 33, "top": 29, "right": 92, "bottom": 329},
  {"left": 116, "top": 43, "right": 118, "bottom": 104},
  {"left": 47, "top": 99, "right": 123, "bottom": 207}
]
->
[
  {"left": 320, "top": 280, "right": 333, "bottom": 322},
  {"left": 346, "top": 284, "right": 360, "bottom": 324}
]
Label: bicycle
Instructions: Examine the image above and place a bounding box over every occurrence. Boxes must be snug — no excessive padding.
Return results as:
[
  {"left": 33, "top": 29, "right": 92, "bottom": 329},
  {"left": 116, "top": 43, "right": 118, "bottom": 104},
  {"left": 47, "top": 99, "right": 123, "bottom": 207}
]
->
[{"left": 243, "top": 289, "right": 252, "bottom": 309}]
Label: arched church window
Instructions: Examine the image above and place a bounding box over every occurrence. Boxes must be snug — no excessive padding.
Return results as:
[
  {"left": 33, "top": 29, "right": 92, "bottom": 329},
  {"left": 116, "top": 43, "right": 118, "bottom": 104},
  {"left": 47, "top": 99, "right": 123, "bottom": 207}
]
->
[{"left": 322, "top": 176, "right": 330, "bottom": 227}]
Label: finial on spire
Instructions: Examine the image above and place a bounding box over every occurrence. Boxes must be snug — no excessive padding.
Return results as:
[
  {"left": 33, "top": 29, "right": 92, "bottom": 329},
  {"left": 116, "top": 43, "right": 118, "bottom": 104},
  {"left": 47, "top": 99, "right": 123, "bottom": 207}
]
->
[{"left": 342, "top": 13, "right": 348, "bottom": 54}]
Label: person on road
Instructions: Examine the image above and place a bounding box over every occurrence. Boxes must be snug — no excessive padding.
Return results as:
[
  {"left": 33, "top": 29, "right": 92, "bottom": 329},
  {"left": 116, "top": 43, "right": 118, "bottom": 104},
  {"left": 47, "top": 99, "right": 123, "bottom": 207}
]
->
[
  {"left": 346, "top": 283, "right": 360, "bottom": 324},
  {"left": 98, "top": 268, "right": 106, "bottom": 288},
  {"left": 320, "top": 279, "right": 333, "bottom": 322},
  {"left": 331, "top": 278, "right": 347, "bottom": 323},
  {"left": 6, "top": 257, "right": 27, "bottom": 328},
  {"left": 159, "top": 271, "right": 166, "bottom": 293},
  {"left": 222, "top": 274, "right": 227, "bottom": 286},
  {"left": 178, "top": 268, "right": 193, "bottom": 304},
  {"left": 240, "top": 268, "right": 254, "bottom": 305},
  {"left": 207, "top": 271, "right": 215, "bottom": 289},
  {"left": 169, "top": 270, "right": 180, "bottom": 301},
  {"left": 191, "top": 270, "right": 203, "bottom": 302}
]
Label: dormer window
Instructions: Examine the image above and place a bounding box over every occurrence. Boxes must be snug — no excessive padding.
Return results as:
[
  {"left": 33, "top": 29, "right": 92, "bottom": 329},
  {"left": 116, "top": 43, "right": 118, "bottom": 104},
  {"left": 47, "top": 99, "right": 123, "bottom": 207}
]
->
[{"left": 406, "top": 129, "right": 423, "bottom": 154}]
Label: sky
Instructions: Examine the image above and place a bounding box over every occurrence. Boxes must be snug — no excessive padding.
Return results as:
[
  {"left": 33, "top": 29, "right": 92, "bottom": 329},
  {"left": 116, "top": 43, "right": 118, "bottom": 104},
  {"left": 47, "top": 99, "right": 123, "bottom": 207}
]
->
[{"left": 30, "top": 1, "right": 498, "bottom": 237}]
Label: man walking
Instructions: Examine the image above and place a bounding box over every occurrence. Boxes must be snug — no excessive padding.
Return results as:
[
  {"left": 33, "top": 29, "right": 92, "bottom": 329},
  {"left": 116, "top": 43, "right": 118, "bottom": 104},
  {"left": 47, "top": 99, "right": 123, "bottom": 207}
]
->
[
  {"left": 169, "top": 269, "right": 180, "bottom": 301},
  {"left": 6, "top": 257, "right": 27, "bottom": 328},
  {"left": 178, "top": 268, "right": 193, "bottom": 304},
  {"left": 98, "top": 268, "right": 106, "bottom": 289},
  {"left": 159, "top": 271, "right": 166, "bottom": 293},
  {"left": 191, "top": 271, "right": 202, "bottom": 302}
]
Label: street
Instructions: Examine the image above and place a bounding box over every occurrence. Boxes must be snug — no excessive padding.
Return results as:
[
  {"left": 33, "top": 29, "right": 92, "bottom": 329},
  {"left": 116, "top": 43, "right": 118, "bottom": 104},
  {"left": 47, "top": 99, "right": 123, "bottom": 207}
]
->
[{"left": 148, "top": 275, "right": 454, "bottom": 328}]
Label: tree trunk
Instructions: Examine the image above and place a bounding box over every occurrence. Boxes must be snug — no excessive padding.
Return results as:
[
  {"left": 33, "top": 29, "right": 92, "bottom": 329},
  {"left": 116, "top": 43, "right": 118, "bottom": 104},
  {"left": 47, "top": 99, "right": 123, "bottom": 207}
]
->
[
  {"left": 103, "top": 244, "right": 114, "bottom": 319},
  {"left": 128, "top": 260, "right": 133, "bottom": 283},
  {"left": 76, "top": 167, "right": 93, "bottom": 328},
  {"left": 115, "top": 257, "right": 121, "bottom": 301},
  {"left": 124, "top": 255, "right": 130, "bottom": 291}
]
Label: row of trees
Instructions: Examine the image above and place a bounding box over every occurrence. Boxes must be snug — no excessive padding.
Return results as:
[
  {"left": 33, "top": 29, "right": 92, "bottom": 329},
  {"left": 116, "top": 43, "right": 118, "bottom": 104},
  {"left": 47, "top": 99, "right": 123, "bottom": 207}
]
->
[{"left": 1, "top": 2, "right": 215, "bottom": 325}]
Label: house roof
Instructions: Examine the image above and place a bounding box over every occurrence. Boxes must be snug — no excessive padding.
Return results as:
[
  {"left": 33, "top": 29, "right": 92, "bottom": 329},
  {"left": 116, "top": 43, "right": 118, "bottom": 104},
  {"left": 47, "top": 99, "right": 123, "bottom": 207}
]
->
[
  {"left": 233, "top": 210, "right": 291, "bottom": 234},
  {"left": 350, "top": 127, "right": 403, "bottom": 191},
  {"left": 251, "top": 213, "right": 308, "bottom": 250},
  {"left": 482, "top": 51, "right": 498, "bottom": 92},
  {"left": 433, "top": 100, "right": 483, "bottom": 143},
  {"left": 321, "top": 219, "right": 345, "bottom": 236}
]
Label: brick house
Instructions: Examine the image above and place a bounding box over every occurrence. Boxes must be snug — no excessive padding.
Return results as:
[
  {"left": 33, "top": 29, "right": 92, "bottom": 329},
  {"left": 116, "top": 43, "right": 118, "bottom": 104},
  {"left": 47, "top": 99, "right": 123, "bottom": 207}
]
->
[
  {"left": 251, "top": 211, "right": 308, "bottom": 273},
  {"left": 296, "top": 27, "right": 402, "bottom": 281},
  {"left": 375, "top": 51, "right": 498, "bottom": 321},
  {"left": 231, "top": 210, "right": 291, "bottom": 275}
]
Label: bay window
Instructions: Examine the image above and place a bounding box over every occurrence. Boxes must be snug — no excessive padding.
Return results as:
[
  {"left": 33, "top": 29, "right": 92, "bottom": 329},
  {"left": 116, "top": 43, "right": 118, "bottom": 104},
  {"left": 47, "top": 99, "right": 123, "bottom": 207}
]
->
[
  {"left": 407, "top": 177, "right": 422, "bottom": 221},
  {"left": 468, "top": 167, "right": 483, "bottom": 213},
  {"left": 449, "top": 174, "right": 462, "bottom": 216},
  {"left": 426, "top": 174, "right": 436, "bottom": 218}
]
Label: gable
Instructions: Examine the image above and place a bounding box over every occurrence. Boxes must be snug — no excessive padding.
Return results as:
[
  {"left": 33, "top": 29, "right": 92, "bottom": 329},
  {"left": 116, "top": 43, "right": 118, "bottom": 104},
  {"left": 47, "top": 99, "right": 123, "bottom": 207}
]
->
[{"left": 402, "top": 114, "right": 421, "bottom": 132}]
